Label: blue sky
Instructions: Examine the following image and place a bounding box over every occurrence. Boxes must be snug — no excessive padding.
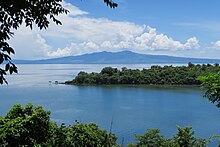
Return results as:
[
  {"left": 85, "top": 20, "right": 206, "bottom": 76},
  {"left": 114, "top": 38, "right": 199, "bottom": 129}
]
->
[
  {"left": 9, "top": 0, "right": 220, "bottom": 59},
  {"left": 68, "top": 0, "right": 220, "bottom": 44}
]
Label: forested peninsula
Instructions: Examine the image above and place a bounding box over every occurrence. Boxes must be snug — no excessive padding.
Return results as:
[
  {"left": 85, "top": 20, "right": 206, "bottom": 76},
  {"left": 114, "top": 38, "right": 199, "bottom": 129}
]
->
[{"left": 65, "top": 63, "right": 220, "bottom": 85}]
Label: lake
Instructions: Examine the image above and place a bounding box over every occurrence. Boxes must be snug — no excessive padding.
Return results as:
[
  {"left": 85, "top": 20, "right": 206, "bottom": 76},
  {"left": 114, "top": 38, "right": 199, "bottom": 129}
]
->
[{"left": 0, "top": 64, "right": 220, "bottom": 145}]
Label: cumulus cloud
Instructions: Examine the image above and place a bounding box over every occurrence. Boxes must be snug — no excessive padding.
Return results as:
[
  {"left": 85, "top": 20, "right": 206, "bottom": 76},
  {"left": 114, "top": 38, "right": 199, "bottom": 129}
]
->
[
  {"left": 61, "top": 1, "right": 88, "bottom": 16},
  {"left": 47, "top": 25, "right": 200, "bottom": 57},
  {"left": 9, "top": 1, "right": 201, "bottom": 59},
  {"left": 35, "top": 34, "right": 52, "bottom": 53},
  {"left": 9, "top": 26, "right": 52, "bottom": 59},
  {"left": 212, "top": 40, "right": 220, "bottom": 49},
  {"left": 47, "top": 41, "right": 99, "bottom": 57},
  {"left": 133, "top": 27, "right": 199, "bottom": 50},
  {"left": 183, "top": 37, "right": 200, "bottom": 49}
]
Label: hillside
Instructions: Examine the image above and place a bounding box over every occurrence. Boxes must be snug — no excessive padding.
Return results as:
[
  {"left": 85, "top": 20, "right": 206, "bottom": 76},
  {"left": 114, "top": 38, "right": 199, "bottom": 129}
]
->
[{"left": 14, "top": 50, "right": 220, "bottom": 64}]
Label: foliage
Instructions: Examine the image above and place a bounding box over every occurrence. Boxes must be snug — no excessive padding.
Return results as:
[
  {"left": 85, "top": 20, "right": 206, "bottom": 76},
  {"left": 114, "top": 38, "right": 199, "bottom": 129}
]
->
[
  {"left": 0, "top": 104, "right": 117, "bottom": 147},
  {"left": 66, "top": 63, "right": 220, "bottom": 86},
  {"left": 173, "top": 126, "right": 208, "bottom": 147},
  {"left": 0, "top": 0, "right": 68, "bottom": 84},
  {"left": 0, "top": 0, "right": 117, "bottom": 84},
  {"left": 128, "top": 126, "right": 209, "bottom": 147},
  {"left": 104, "top": 0, "right": 118, "bottom": 8},
  {"left": 197, "top": 71, "right": 220, "bottom": 107},
  {"left": 127, "top": 129, "right": 173, "bottom": 147},
  {"left": 0, "top": 104, "right": 219, "bottom": 146},
  {"left": 66, "top": 123, "right": 117, "bottom": 146},
  {"left": 0, "top": 103, "right": 51, "bottom": 146}
]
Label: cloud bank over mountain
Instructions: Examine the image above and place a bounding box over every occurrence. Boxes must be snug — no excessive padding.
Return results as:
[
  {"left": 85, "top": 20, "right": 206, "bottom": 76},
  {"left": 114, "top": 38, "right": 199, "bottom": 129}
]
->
[{"left": 8, "top": 1, "right": 220, "bottom": 59}]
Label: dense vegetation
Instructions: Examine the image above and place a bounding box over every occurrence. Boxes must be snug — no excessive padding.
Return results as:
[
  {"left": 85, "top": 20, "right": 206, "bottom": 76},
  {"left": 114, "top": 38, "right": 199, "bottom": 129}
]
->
[
  {"left": 128, "top": 126, "right": 217, "bottom": 147},
  {"left": 0, "top": 104, "right": 218, "bottom": 146},
  {"left": 0, "top": 104, "right": 117, "bottom": 146},
  {"left": 197, "top": 71, "right": 220, "bottom": 108},
  {"left": 66, "top": 63, "right": 220, "bottom": 85}
]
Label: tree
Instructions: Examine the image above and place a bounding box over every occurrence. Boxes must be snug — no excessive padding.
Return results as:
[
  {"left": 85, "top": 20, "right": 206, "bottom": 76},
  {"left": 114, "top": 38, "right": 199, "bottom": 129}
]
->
[
  {"left": 67, "top": 123, "right": 117, "bottom": 146},
  {"left": 0, "top": 103, "right": 117, "bottom": 146},
  {"left": 66, "top": 64, "right": 220, "bottom": 85},
  {"left": 197, "top": 71, "right": 220, "bottom": 108},
  {"left": 127, "top": 126, "right": 209, "bottom": 147},
  {"left": 0, "top": 0, "right": 68, "bottom": 84},
  {"left": 104, "top": 0, "right": 118, "bottom": 8},
  {"left": 0, "top": 103, "right": 52, "bottom": 146},
  {"left": 0, "top": 0, "right": 117, "bottom": 84},
  {"left": 127, "top": 129, "right": 169, "bottom": 147}
]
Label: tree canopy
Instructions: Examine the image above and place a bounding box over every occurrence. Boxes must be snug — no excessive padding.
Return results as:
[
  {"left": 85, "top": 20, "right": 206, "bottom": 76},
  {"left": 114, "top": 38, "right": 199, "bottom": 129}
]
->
[
  {"left": 0, "top": 0, "right": 117, "bottom": 84},
  {"left": 0, "top": 103, "right": 117, "bottom": 146},
  {"left": 197, "top": 71, "right": 220, "bottom": 108},
  {"left": 127, "top": 126, "right": 209, "bottom": 147},
  {"left": 66, "top": 63, "right": 220, "bottom": 86},
  {"left": 0, "top": 0, "right": 68, "bottom": 84},
  {"left": 1, "top": 103, "right": 219, "bottom": 146}
]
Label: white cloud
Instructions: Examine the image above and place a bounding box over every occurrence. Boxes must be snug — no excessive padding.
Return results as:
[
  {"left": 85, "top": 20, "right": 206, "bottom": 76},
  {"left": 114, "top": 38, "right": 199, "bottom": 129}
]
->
[
  {"left": 47, "top": 25, "right": 200, "bottom": 57},
  {"left": 183, "top": 37, "right": 200, "bottom": 49},
  {"left": 212, "top": 40, "right": 220, "bottom": 49},
  {"left": 47, "top": 41, "right": 100, "bottom": 57},
  {"left": 9, "top": 1, "right": 201, "bottom": 59},
  {"left": 47, "top": 47, "right": 71, "bottom": 57},
  {"left": 9, "top": 26, "right": 51, "bottom": 59},
  {"left": 61, "top": 1, "right": 88, "bottom": 16},
  {"left": 134, "top": 27, "right": 184, "bottom": 50},
  {"left": 35, "top": 34, "right": 52, "bottom": 53}
]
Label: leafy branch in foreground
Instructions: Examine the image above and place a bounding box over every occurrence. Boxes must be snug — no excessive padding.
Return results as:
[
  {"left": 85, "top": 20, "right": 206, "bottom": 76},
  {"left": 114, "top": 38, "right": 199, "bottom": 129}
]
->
[
  {"left": 197, "top": 71, "right": 220, "bottom": 108},
  {"left": 0, "top": 103, "right": 219, "bottom": 146},
  {"left": 0, "top": 0, "right": 118, "bottom": 84},
  {"left": 0, "top": 103, "right": 117, "bottom": 146},
  {"left": 104, "top": 0, "right": 118, "bottom": 8},
  {"left": 0, "top": 0, "right": 69, "bottom": 84}
]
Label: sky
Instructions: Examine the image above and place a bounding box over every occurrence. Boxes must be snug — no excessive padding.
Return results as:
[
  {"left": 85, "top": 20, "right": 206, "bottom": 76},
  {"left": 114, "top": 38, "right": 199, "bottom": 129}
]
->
[{"left": 9, "top": 0, "right": 220, "bottom": 59}]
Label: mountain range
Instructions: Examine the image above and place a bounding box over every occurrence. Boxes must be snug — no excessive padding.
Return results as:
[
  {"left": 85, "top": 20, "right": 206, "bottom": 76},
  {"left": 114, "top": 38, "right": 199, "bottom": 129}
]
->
[{"left": 13, "top": 51, "right": 220, "bottom": 64}]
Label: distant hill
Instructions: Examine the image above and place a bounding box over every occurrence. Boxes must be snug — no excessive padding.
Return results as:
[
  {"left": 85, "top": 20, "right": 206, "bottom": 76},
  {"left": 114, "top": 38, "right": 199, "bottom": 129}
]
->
[{"left": 13, "top": 50, "right": 220, "bottom": 64}]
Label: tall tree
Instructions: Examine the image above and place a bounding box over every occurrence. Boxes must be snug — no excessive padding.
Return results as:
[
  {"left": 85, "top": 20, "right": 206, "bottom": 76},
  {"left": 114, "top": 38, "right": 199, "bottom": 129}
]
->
[{"left": 0, "top": 0, "right": 117, "bottom": 84}]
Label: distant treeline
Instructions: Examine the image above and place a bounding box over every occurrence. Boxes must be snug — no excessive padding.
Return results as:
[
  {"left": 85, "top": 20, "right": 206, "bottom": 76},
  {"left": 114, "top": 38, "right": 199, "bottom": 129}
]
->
[{"left": 65, "top": 63, "right": 220, "bottom": 85}]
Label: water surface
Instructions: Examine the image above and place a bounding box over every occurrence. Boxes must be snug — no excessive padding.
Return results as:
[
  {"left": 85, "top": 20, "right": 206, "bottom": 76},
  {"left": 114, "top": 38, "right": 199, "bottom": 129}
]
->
[{"left": 0, "top": 64, "right": 219, "bottom": 145}]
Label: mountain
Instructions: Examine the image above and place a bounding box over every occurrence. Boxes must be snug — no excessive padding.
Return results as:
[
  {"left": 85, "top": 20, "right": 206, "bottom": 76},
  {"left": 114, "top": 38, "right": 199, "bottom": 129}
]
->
[{"left": 13, "top": 50, "right": 220, "bottom": 64}]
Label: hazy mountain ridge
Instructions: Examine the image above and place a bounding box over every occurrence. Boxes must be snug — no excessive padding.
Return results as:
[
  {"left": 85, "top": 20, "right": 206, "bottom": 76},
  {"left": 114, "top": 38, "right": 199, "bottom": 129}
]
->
[{"left": 13, "top": 51, "right": 220, "bottom": 64}]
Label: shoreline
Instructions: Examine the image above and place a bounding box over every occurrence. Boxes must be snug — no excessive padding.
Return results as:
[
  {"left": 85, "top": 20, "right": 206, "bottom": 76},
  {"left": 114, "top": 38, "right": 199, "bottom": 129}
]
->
[{"left": 63, "top": 83, "right": 200, "bottom": 88}]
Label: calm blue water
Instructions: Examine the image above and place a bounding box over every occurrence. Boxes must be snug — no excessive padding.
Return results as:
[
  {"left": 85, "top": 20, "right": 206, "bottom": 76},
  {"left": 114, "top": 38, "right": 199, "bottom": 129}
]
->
[{"left": 0, "top": 64, "right": 220, "bottom": 145}]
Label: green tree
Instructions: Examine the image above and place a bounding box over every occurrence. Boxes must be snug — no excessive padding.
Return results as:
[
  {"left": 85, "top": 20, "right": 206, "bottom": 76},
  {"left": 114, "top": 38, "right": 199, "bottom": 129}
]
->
[
  {"left": 0, "top": 104, "right": 118, "bottom": 146},
  {"left": 127, "top": 126, "right": 208, "bottom": 147},
  {"left": 197, "top": 71, "right": 220, "bottom": 108},
  {"left": 0, "top": 0, "right": 117, "bottom": 84},
  {"left": 101, "top": 67, "right": 118, "bottom": 76},
  {"left": 0, "top": 0, "right": 68, "bottom": 84},
  {"left": 67, "top": 64, "right": 220, "bottom": 86},
  {"left": 67, "top": 123, "right": 117, "bottom": 147},
  {"left": 127, "top": 129, "right": 170, "bottom": 147},
  {"left": 173, "top": 126, "right": 207, "bottom": 147},
  {"left": 0, "top": 103, "right": 52, "bottom": 146}
]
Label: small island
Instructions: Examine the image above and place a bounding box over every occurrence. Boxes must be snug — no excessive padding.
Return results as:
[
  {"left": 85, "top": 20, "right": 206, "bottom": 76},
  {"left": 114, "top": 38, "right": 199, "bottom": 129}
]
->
[{"left": 65, "top": 63, "right": 220, "bottom": 85}]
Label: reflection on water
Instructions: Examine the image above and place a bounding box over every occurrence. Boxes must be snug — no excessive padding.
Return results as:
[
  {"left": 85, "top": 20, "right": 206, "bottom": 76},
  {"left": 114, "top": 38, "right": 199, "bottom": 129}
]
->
[{"left": 0, "top": 64, "right": 219, "bottom": 145}]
